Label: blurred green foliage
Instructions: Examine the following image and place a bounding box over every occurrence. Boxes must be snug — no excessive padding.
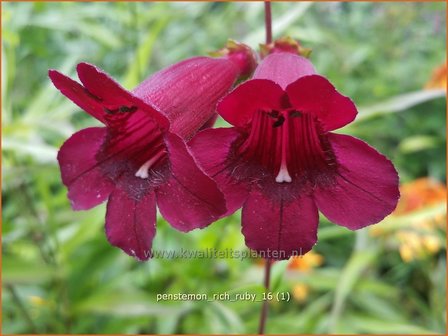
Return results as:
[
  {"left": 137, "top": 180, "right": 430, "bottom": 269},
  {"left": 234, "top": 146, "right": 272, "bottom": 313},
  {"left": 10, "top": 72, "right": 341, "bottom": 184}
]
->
[{"left": 2, "top": 2, "right": 446, "bottom": 334}]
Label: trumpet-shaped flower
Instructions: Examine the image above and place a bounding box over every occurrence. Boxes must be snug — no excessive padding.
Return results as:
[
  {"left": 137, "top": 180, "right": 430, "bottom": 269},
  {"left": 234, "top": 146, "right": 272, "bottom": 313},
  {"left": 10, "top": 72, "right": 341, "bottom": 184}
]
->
[
  {"left": 190, "top": 52, "right": 400, "bottom": 259},
  {"left": 49, "top": 43, "right": 256, "bottom": 260}
]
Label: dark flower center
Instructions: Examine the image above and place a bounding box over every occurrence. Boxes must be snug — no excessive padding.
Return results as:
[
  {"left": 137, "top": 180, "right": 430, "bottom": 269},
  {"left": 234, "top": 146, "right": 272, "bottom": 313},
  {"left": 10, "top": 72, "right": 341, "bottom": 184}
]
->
[
  {"left": 96, "top": 108, "right": 169, "bottom": 198},
  {"left": 238, "top": 109, "right": 336, "bottom": 184}
]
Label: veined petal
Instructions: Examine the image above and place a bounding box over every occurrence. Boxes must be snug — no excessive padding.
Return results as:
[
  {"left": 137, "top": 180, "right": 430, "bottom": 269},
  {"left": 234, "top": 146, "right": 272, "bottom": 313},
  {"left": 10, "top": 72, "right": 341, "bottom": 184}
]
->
[
  {"left": 218, "top": 79, "right": 285, "bottom": 128},
  {"left": 253, "top": 52, "right": 316, "bottom": 89},
  {"left": 242, "top": 188, "right": 318, "bottom": 260},
  {"left": 156, "top": 132, "right": 227, "bottom": 231},
  {"left": 133, "top": 57, "right": 238, "bottom": 140},
  {"left": 105, "top": 189, "right": 156, "bottom": 261},
  {"left": 314, "top": 133, "right": 400, "bottom": 230},
  {"left": 49, "top": 70, "right": 108, "bottom": 124},
  {"left": 286, "top": 75, "right": 357, "bottom": 131},
  {"left": 189, "top": 127, "right": 249, "bottom": 216},
  {"left": 76, "top": 63, "right": 169, "bottom": 130},
  {"left": 57, "top": 127, "right": 114, "bottom": 210}
]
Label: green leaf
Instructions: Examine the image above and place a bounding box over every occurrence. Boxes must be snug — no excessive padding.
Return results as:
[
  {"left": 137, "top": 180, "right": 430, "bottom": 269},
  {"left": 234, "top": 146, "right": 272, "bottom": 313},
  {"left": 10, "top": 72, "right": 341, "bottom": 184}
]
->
[
  {"left": 122, "top": 16, "right": 170, "bottom": 88},
  {"left": 345, "top": 314, "right": 440, "bottom": 334},
  {"left": 28, "top": 14, "right": 121, "bottom": 48},
  {"left": 265, "top": 294, "right": 333, "bottom": 333},
  {"left": 208, "top": 301, "right": 245, "bottom": 334},
  {"left": 76, "top": 289, "right": 187, "bottom": 317},
  {"left": 2, "top": 138, "right": 57, "bottom": 163},
  {"left": 352, "top": 292, "right": 407, "bottom": 322},
  {"left": 226, "top": 283, "right": 265, "bottom": 297},
  {"left": 318, "top": 226, "right": 353, "bottom": 240},
  {"left": 372, "top": 203, "right": 446, "bottom": 234},
  {"left": 3, "top": 257, "right": 57, "bottom": 285},
  {"left": 328, "top": 247, "right": 378, "bottom": 332},
  {"left": 78, "top": 22, "right": 122, "bottom": 48},
  {"left": 286, "top": 268, "right": 398, "bottom": 298},
  {"left": 356, "top": 89, "right": 445, "bottom": 122},
  {"left": 270, "top": 260, "right": 289, "bottom": 292},
  {"left": 399, "top": 135, "right": 441, "bottom": 153}
]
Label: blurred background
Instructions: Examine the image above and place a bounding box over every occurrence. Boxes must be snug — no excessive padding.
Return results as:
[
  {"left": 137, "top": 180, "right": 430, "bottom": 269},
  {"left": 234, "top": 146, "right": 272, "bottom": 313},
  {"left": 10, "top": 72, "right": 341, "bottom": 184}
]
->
[{"left": 2, "top": 1, "right": 446, "bottom": 334}]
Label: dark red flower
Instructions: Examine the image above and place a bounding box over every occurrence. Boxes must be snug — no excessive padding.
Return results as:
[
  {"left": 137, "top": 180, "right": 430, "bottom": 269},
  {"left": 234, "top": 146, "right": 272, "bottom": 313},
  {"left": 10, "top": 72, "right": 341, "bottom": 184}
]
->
[
  {"left": 49, "top": 43, "right": 256, "bottom": 260},
  {"left": 189, "top": 52, "right": 400, "bottom": 259}
]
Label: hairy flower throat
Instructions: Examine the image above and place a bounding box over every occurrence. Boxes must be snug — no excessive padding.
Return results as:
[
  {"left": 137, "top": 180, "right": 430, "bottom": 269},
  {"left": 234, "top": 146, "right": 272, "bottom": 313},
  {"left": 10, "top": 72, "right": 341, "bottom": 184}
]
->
[
  {"left": 135, "top": 149, "right": 166, "bottom": 179},
  {"left": 238, "top": 110, "right": 335, "bottom": 183}
]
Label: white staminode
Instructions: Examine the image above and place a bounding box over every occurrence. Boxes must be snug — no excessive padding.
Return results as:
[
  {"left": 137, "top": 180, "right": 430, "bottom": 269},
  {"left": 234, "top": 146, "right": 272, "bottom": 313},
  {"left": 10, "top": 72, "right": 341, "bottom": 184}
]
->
[
  {"left": 275, "top": 164, "right": 292, "bottom": 183},
  {"left": 135, "top": 160, "right": 152, "bottom": 179},
  {"left": 135, "top": 151, "right": 164, "bottom": 179},
  {"left": 275, "top": 113, "right": 292, "bottom": 183}
]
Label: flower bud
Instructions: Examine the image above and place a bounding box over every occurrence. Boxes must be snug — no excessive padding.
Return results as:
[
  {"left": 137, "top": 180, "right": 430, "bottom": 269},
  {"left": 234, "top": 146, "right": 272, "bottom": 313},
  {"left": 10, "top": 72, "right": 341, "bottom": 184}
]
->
[{"left": 133, "top": 40, "right": 257, "bottom": 140}]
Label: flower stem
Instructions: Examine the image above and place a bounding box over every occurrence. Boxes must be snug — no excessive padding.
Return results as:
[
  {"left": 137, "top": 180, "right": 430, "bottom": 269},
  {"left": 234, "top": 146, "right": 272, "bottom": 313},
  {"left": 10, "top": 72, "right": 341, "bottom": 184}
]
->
[
  {"left": 264, "top": 1, "right": 272, "bottom": 44},
  {"left": 258, "top": 258, "right": 272, "bottom": 334},
  {"left": 258, "top": 3, "right": 273, "bottom": 334}
]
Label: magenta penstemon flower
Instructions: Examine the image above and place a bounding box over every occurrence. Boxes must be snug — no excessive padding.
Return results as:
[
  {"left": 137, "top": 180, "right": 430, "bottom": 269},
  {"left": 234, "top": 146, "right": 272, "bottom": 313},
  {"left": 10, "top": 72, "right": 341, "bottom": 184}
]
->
[
  {"left": 49, "top": 41, "right": 256, "bottom": 260},
  {"left": 190, "top": 46, "right": 400, "bottom": 259}
]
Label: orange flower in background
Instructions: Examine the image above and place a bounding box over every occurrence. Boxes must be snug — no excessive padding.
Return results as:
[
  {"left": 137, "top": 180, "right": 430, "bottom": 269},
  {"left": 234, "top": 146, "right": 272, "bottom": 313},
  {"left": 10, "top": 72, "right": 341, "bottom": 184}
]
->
[
  {"left": 394, "top": 177, "right": 446, "bottom": 216},
  {"left": 371, "top": 177, "right": 446, "bottom": 262},
  {"left": 287, "top": 251, "right": 324, "bottom": 272},
  {"left": 292, "top": 283, "right": 309, "bottom": 303},
  {"left": 288, "top": 252, "right": 324, "bottom": 303},
  {"left": 424, "top": 62, "right": 447, "bottom": 89},
  {"left": 397, "top": 231, "right": 442, "bottom": 262},
  {"left": 255, "top": 250, "right": 324, "bottom": 270}
]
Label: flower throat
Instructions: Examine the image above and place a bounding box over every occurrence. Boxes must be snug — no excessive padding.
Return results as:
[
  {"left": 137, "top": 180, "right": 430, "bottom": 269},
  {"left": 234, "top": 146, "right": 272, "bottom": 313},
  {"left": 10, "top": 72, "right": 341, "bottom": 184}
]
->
[{"left": 238, "top": 110, "right": 336, "bottom": 183}]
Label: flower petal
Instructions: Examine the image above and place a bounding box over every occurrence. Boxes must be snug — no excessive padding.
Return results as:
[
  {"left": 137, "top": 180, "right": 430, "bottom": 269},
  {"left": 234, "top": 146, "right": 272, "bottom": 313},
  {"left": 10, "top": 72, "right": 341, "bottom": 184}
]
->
[
  {"left": 217, "top": 79, "right": 285, "bottom": 128},
  {"left": 49, "top": 70, "right": 107, "bottom": 123},
  {"left": 253, "top": 52, "right": 316, "bottom": 89},
  {"left": 133, "top": 57, "right": 238, "bottom": 140},
  {"left": 314, "top": 133, "right": 400, "bottom": 230},
  {"left": 105, "top": 189, "right": 156, "bottom": 261},
  {"left": 189, "top": 127, "right": 249, "bottom": 216},
  {"left": 242, "top": 188, "right": 318, "bottom": 260},
  {"left": 57, "top": 127, "right": 114, "bottom": 210},
  {"left": 285, "top": 75, "right": 357, "bottom": 131},
  {"left": 156, "top": 132, "right": 227, "bottom": 231},
  {"left": 76, "top": 63, "right": 169, "bottom": 130}
]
